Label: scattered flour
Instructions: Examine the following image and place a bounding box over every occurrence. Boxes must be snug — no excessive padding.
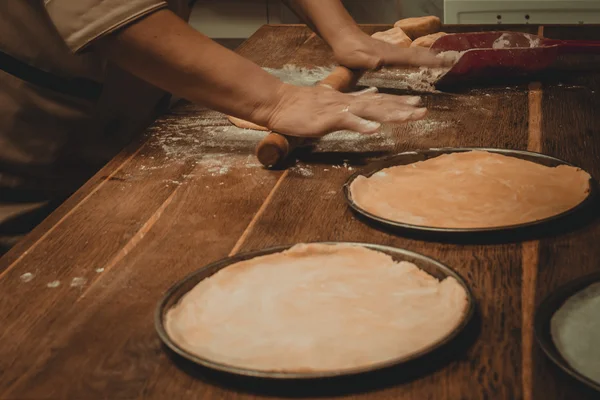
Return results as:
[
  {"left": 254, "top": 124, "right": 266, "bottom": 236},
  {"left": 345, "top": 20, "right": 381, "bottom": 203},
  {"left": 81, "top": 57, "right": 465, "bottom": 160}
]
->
[
  {"left": 294, "top": 165, "right": 314, "bottom": 177},
  {"left": 407, "top": 119, "right": 455, "bottom": 135},
  {"left": 404, "top": 50, "right": 466, "bottom": 92},
  {"left": 364, "top": 50, "right": 465, "bottom": 92},
  {"left": 494, "top": 32, "right": 540, "bottom": 49},
  {"left": 20, "top": 272, "right": 34, "bottom": 283},
  {"left": 528, "top": 36, "right": 541, "bottom": 47},
  {"left": 492, "top": 33, "right": 512, "bottom": 49},
  {"left": 95, "top": 268, "right": 105, "bottom": 273},
  {"left": 47, "top": 280, "right": 60, "bottom": 288},
  {"left": 141, "top": 63, "right": 462, "bottom": 178},
  {"left": 71, "top": 277, "right": 87, "bottom": 287},
  {"left": 145, "top": 116, "right": 266, "bottom": 179},
  {"left": 263, "top": 65, "right": 333, "bottom": 86}
]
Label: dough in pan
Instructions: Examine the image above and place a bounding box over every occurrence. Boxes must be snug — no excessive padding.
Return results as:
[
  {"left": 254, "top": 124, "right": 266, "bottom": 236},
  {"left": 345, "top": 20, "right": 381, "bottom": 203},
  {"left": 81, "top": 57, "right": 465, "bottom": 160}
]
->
[
  {"left": 350, "top": 151, "right": 590, "bottom": 229},
  {"left": 166, "top": 243, "right": 468, "bottom": 372}
]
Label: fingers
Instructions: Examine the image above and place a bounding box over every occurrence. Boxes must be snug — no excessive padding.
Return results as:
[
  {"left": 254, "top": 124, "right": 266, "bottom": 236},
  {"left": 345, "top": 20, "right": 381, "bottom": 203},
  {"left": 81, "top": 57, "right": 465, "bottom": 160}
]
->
[
  {"left": 336, "top": 93, "right": 428, "bottom": 133},
  {"left": 349, "top": 87, "right": 379, "bottom": 96},
  {"left": 265, "top": 84, "right": 429, "bottom": 138},
  {"left": 350, "top": 102, "right": 427, "bottom": 123},
  {"left": 351, "top": 90, "right": 424, "bottom": 106},
  {"left": 348, "top": 93, "right": 425, "bottom": 116},
  {"left": 339, "top": 113, "right": 382, "bottom": 135},
  {"left": 381, "top": 45, "right": 453, "bottom": 68}
]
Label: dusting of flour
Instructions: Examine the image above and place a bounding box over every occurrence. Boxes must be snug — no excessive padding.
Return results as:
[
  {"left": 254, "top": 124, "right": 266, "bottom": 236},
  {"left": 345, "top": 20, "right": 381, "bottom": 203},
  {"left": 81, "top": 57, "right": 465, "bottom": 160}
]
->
[
  {"left": 263, "top": 65, "right": 332, "bottom": 86},
  {"left": 492, "top": 33, "right": 512, "bottom": 49}
]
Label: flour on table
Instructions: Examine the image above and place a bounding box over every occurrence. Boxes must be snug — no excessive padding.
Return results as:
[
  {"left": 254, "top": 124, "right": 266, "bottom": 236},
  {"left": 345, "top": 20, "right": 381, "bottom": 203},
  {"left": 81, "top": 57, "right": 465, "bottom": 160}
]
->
[
  {"left": 47, "top": 280, "right": 60, "bottom": 288},
  {"left": 145, "top": 116, "right": 266, "bottom": 180},
  {"left": 20, "top": 272, "right": 34, "bottom": 283},
  {"left": 407, "top": 119, "right": 455, "bottom": 135},
  {"left": 263, "top": 65, "right": 333, "bottom": 86},
  {"left": 293, "top": 165, "right": 314, "bottom": 177},
  {"left": 363, "top": 50, "right": 464, "bottom": 92},
  {"left": 405, "top": 50, "right": 465, "bottom": 91},
  {"left": 317, "top": 129, "right": 395, "bottom": 153},
  {"left": 71, "top": 277, "right": 87, "bottom": 287}
]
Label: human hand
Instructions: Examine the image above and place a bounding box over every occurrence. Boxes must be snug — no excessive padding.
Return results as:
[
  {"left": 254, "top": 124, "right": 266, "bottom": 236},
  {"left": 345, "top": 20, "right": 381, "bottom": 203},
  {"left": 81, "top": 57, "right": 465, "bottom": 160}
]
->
[
  {"left": 254, "top": 84, "right": 426, "bottom": 138},
  {"left": 331, "top": 27, "right": 450, "bottom": 70}
]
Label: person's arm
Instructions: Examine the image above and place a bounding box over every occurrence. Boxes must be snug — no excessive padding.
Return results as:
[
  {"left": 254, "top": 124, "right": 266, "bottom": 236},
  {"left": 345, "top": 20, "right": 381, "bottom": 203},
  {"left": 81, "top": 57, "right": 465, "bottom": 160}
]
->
[
  {"left": 95, "top": 10, "right": 282, "bottom": 128},
  {"left": 283, "top": 0, "right": 447, "bottom": 69},
  {"left": 94, "top": 9, "right": 427, "bottom": 137}
]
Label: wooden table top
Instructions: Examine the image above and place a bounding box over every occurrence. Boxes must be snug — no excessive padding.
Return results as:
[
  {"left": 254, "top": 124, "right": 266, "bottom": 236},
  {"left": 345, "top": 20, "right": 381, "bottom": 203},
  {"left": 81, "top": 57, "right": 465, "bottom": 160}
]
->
[{"left": 1, "top": 24, "right": 600, "bottom": 400}]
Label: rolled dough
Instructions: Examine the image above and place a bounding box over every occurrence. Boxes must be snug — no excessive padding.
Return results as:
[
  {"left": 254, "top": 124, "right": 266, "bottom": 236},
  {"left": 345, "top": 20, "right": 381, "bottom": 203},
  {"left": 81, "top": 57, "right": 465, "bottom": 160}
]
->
[
  {"left": 350, "top": 151, "right": 591, "bottom": 229},
  {"left": 165, "top": 243, "right": 468, "bottom": 372},
  {"left": 227, "top": 115, "right": 269, "bottom": 131}
]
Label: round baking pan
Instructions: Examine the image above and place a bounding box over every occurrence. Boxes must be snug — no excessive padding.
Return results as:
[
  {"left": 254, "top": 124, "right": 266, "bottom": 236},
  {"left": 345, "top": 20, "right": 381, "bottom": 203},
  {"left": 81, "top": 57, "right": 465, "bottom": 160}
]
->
[
  {"left": 343, "top": 148, "right": 596, "bottom": 241},
  {"left": 535, "top": 272, "right": 600, "bottom": 393},
  {"left": 156, "top": 242, "right": 475, "bottom": 379}
]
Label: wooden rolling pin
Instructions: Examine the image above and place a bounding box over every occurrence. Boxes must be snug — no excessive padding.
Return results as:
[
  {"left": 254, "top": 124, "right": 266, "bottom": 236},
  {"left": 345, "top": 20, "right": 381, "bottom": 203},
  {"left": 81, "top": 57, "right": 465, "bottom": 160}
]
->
[{"left": 255, "top": 65, "right": 365, "bottom": 167}]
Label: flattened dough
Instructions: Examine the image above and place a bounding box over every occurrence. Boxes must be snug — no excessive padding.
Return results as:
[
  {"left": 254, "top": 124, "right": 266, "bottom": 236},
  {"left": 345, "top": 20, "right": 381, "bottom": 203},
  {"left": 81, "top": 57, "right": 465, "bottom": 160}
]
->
[
  {"left": 350, "top": 151, "right": 591, "bottom": 229},
  {"left": 552, "top": 282, "right": 600, "bottom": 384},
  {"left": 166, "top": 243, "right": 468, "bottom": 372},
  {"left": 227, "top": 115, "right": 269, "bottom": 131}
]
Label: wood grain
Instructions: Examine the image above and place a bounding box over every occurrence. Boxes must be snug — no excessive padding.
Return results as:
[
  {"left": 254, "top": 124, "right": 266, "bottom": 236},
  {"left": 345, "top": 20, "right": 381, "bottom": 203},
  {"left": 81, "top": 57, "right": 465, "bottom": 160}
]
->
[
  {"left": 0, "top": 26, "right": 312, "bottom": 400},
  {"left": 1, "top": 24, "right": 599, "bottom": 400},
  {"left": 530, "top": 25, "right": 600, "bottom": 400},
  {"left": 233, "top": 48, "right": 531, "bottom": 397},
  {"left": 522, "top": 26, "right": 544, "bottom": 400}
]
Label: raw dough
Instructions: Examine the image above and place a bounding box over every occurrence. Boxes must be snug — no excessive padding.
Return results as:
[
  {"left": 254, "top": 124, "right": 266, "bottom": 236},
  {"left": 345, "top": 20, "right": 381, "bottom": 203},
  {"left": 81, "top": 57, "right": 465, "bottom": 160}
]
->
[
  {"left": 165, "top": 243, "right": 468, "bottom": 372},
  {"left": 350, "top": 151, "right": 591, "bottom": 229},
  {"left": 227, "top": 115, "right": 269, "bottom": 131},
  {"left": 371, "top": 27, "right": 412, "bottom": 48},
  {"left": 552, "top": 282, "right": 600, "bottom": 384},
  {"left": 394, "top": 16, "right": 442, "bottom": 40},
  {"left": 411, "top": 32, "right": 448, "bottom": 48}
]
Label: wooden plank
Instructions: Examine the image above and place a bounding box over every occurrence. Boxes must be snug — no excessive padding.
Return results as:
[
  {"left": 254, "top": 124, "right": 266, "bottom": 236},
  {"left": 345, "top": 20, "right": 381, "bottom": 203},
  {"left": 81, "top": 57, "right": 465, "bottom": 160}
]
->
[
  {"left": 530, "top": 25, "right": 600, "bottom": 400},
  {"left": 2, "top": 24, "right": 599, "bottom": 400},
  {"left": 210, "top": 29, "right": 532, "bottom": 399},
  {"left": 0, "top": 26, "right": 312, "bottom": 399}
]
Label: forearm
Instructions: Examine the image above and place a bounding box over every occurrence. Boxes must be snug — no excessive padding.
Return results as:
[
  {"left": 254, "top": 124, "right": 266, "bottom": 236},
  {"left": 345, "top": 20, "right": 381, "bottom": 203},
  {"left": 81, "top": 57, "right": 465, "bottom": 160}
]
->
[
  {"left": 283, "top": 0, "right": 362, "bottom": 45},
  {"left": 94, "top": 9, "right": 283, "bottom": 125}
]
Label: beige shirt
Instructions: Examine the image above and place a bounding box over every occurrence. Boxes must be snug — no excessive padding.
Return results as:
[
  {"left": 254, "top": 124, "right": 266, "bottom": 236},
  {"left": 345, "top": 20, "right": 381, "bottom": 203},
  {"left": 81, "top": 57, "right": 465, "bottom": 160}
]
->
[
  {"left": 0, "top": 0, "right": 191, "bottom": 224},
  {"left": 0, "top": 0, "right": 189, "bottom": 201}
]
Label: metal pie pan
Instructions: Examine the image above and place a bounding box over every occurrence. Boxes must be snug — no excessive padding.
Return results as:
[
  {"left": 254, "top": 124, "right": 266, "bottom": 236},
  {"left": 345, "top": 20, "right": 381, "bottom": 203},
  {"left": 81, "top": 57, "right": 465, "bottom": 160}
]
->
[
  {"left": 155, "top": 242, "right": 475, "bottom": 379},
  {"left": 534, "top": 272, "right": 600, "bottom": 392},
  {"left": 343, "top": 148, "right": 595, "bottom": 237}
]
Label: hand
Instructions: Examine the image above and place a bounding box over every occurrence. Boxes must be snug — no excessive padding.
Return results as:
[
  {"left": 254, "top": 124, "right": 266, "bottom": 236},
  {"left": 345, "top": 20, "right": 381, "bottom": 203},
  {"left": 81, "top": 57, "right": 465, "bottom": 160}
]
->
[
  {"left": 331, "top": 27, "right": 449, "bottom": 70},
  {"left": 254, "top": 84, "right": 427, "bottom": 138}
]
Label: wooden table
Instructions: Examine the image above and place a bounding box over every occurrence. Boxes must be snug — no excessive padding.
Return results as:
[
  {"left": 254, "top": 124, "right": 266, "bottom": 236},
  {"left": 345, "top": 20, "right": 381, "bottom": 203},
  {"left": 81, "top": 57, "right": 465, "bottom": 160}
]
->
[{"left": 1, "top": 24, "right": 600, "bottom": 400}]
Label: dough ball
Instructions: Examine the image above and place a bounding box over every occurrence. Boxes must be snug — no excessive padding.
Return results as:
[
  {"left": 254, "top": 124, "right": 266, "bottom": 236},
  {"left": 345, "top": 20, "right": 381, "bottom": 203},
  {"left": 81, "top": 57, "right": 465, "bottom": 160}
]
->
[
  {"left": 410, "top": 32, "right": 448, "bottom": 48},
  {"left": 394, "top": 16, "right": 442, "bottom": 40},
  {"left": 371, "top": 27, "right": 412, "bottom": 47}
]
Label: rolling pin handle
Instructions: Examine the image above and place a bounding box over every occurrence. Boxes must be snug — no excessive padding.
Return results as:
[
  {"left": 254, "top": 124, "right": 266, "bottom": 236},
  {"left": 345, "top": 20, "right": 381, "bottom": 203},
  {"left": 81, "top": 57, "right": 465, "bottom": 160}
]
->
[
  {"left": 255, "top": 132, "right": 291, "bottom": 168},
  {"left": 255, "top": 66, "right": 364, "bottom": 168}
]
